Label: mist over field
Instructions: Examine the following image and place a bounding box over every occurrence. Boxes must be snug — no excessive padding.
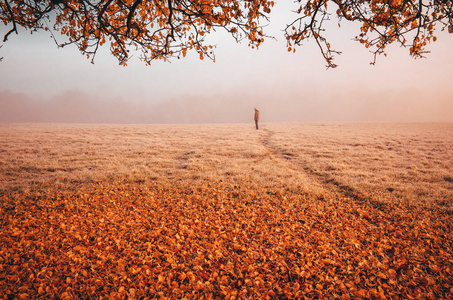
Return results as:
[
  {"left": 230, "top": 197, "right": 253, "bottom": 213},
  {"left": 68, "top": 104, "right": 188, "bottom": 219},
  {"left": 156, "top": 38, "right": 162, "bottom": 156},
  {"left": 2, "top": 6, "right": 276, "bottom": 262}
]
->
[{"left": 1, "top": 88, "right": 452, "bottom": 123}]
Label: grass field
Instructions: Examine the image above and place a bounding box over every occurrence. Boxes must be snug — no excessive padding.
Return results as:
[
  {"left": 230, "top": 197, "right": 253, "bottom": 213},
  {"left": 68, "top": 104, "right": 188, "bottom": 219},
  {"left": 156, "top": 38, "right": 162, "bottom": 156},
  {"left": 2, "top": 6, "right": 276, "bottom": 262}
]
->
[{"left": 1, "top": 122, "right": 452, "bottom": 299}]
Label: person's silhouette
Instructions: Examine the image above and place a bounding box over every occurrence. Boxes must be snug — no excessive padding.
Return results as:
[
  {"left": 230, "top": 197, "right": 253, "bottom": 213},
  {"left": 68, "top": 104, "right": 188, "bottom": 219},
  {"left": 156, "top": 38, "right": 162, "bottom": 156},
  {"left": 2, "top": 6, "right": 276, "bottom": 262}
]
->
[{"left": 254, "top": 108, "right": 260, "bottom": 130}]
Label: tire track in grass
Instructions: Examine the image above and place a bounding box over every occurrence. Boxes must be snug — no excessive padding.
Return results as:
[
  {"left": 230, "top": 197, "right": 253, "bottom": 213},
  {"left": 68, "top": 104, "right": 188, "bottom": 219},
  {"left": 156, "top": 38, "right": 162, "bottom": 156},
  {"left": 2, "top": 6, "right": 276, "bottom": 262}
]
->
[
  {"left": 258, "top": 128, "right": 324, "bottom": 194},
  {"left": 176, "top": 150, "right": 197, "bottom": 170},
  {"left": 260, "top": 128, "right": 370, "bottom": 203}
]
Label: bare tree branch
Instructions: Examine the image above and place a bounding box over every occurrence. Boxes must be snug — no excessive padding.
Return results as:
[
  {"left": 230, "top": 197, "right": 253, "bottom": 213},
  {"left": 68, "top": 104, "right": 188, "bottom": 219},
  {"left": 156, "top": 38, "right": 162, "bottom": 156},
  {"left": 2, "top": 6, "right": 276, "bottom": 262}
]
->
[
  {"left": 3, "top": 0, "right": 18, "bottom": 42},
  {"left": 166, "top": 0, "right": 177, "bottom": 45}
]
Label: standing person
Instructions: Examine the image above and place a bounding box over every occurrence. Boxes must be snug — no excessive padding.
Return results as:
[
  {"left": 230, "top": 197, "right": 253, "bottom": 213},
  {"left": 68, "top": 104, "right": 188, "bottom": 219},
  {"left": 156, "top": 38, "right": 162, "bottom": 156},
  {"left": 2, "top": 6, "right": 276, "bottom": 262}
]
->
[{"left": 254, "top": 108, "right": 260, "bottom": 130}]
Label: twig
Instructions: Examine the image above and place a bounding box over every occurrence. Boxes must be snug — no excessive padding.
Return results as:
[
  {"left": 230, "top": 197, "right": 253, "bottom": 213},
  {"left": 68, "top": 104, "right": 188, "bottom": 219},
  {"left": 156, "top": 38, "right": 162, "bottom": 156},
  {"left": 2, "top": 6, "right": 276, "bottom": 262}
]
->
[
  {"left": 166, "top": 0, "right": 177, "bottom": 45},
  {"left": 3, "top": 0, "right": 18, "bottom": 42}
]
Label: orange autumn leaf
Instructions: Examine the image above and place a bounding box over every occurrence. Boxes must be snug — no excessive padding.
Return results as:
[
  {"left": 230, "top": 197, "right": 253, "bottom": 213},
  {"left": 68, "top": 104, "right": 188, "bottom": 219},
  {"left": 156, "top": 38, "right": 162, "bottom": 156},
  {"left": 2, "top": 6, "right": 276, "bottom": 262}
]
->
[{"left": 388, "top": 269, "right": 397, "bottom": 278}]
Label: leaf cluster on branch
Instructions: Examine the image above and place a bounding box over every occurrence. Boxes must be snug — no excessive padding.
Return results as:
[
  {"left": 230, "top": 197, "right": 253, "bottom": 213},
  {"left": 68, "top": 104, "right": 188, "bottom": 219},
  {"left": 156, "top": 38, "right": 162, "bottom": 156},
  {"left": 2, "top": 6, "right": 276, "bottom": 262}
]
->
[
  {"left": 0, "top": 0, "right": 452, "bottom": 67},
  {"left": 286, "top": 0, "right": 453, "bottom": 67},
  {"left": 0, "top": 0, "right": 273, "bottom": 65}
]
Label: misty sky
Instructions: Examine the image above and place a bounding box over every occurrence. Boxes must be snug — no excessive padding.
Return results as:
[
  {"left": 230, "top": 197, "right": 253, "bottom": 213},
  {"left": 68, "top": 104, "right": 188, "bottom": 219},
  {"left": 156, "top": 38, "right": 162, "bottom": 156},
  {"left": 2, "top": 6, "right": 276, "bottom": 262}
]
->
[{"left": 1, "top": 2, "right": 452, "bottom": 124}]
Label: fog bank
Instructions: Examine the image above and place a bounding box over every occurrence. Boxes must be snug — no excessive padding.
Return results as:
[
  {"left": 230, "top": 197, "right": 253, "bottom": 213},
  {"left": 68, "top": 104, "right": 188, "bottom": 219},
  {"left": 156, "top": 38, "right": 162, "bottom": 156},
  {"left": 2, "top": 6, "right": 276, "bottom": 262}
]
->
[{"left": 1, "top": 89, "right": 452, "bottom": 124}]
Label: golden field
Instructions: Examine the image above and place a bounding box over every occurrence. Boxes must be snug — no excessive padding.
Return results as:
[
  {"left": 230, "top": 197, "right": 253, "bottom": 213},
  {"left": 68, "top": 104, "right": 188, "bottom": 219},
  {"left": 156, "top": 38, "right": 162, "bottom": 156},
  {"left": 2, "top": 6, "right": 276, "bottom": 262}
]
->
[{"left": 0, "top": 122, "right": 452, "bottom": 299}]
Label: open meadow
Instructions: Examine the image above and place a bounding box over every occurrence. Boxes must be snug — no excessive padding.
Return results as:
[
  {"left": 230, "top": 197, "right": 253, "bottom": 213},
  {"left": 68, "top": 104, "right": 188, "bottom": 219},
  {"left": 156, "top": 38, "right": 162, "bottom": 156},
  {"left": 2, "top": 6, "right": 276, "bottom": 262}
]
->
[{"left": 1, "top": 122, "right": 452, "bottom": 299}]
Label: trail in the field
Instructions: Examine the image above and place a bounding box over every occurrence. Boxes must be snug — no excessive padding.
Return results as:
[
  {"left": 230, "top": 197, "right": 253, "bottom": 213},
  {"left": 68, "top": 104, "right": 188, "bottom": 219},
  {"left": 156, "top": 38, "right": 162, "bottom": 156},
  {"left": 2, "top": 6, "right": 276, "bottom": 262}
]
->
[{"left": 259, "top": 127, "right": 368, "bottom": 202}]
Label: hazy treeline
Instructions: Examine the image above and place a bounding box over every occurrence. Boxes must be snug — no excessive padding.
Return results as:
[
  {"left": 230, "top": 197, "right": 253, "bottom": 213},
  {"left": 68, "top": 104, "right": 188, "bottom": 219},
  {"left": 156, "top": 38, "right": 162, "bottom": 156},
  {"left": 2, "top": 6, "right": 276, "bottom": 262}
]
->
[{"left": 1, "top": 89, "right": 452, "bottom": 124}]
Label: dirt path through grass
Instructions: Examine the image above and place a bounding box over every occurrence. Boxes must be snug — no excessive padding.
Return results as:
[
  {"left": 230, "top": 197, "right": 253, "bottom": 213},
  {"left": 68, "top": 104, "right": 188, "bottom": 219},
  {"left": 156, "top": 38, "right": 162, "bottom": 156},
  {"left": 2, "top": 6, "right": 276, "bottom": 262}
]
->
[{"left": 260, "top": 127, "right": 365, "bottom": 202}]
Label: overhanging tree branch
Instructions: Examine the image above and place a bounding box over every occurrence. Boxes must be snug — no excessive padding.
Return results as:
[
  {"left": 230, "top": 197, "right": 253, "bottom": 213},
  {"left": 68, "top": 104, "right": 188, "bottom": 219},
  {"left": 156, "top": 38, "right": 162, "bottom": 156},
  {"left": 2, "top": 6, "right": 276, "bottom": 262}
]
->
[{"left": 0, "top": 0, "right": 452, "bottom": 67}]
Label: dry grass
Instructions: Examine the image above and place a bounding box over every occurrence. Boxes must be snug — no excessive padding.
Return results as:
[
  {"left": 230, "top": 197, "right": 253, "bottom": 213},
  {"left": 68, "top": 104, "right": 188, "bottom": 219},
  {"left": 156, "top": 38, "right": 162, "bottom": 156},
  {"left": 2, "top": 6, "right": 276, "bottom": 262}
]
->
[
  {"left": 265, "top": 122, "right": 453, "bottom": 208},
  {"left": 1, "top": 122, "right": 452, "bottom": 208},
  {"left": 1, "top": 122, "right": 453, "bottom": 299}
]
